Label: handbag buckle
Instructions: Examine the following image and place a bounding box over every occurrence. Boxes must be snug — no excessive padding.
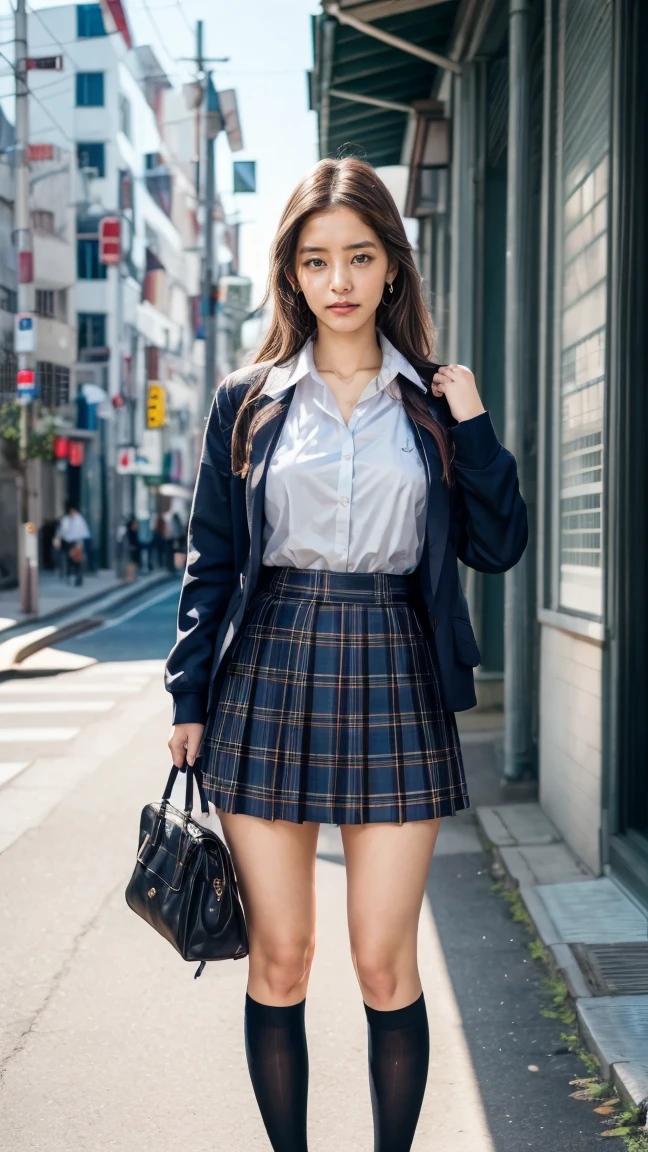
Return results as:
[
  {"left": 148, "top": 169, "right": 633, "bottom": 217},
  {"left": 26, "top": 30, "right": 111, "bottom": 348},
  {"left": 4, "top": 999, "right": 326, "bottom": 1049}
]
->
[{"left": 213, "top": 877, "right": 225, "bottom": 901}]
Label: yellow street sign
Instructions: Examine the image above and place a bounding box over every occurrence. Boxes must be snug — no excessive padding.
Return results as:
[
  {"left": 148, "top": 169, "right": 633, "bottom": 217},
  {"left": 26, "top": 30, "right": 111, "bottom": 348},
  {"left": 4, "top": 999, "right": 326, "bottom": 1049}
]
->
[{"left": 146, "top": 382, "right": 166, "bottom": 428}]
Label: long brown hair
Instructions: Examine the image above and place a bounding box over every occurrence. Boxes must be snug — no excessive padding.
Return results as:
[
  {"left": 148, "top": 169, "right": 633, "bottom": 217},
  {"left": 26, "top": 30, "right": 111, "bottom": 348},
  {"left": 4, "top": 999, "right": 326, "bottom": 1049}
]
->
[{"left": 231, "top": 157, "right": 453, "bottom": 484}]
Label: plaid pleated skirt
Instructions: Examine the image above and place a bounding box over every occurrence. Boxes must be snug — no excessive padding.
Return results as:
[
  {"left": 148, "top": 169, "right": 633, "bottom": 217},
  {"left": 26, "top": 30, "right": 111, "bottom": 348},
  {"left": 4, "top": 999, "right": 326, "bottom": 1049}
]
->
[{"left": 199, "top": 565, "right": 470, "bottom": 824}]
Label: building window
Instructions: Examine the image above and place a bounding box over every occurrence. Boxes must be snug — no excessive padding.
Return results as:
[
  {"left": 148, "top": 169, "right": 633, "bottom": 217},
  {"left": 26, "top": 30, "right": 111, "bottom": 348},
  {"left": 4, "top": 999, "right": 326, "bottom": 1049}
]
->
[
  {"left": 77, "top": 4, "right": 106, "bottom": 38},
  {"left": 77, "top": 142, "right": 105, "bottom": 178},
  {"left": 0, "top": 284, "right": 17, "bottom": 313},
  {"left": 76, "top": 72, "right": 104, "bottom": 107},
  {"left": 552, "top": 0, "right": 612, "bottom": 619},
  {"left": 31, "top": 210, "right": 54, "bottom": 234},
  {"left": 78, "top": 312, "right": 107, "bottom": 355},
  {"left": 0, "top": 348, "right": 18, "bottom": 396},
  {"left": 119, "top": 93, "right": 131, "bottom": 140},
  {"left": 37, "top": 362, "right": 70, "bottom": 408},
  {"left": 35, "top": 289, "right": 55, "bottom": 318},
  {"left": 77, "top": 238, "right": 107, "bottom": 280}
]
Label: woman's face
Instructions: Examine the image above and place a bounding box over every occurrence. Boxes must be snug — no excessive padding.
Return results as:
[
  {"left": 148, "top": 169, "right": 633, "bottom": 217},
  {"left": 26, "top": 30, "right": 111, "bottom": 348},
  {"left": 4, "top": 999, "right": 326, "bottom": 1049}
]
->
[{"left": 289, "top": 206, "right": 397, "bottom": 334}]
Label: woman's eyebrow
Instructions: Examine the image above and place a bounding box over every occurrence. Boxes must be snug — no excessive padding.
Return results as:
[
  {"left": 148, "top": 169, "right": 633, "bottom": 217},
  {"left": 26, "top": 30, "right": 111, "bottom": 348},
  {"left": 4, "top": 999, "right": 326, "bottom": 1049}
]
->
[{"left": 298, "top": 240, "right": 378, "bottom": 254}]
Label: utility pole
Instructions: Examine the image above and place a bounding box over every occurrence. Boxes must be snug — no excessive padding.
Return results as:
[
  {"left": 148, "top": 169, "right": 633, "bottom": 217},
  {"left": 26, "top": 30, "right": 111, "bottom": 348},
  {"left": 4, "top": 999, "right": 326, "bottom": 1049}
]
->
[
  {"left": 14, "top": 0, "right": 37, "bottom": 614},
  {"left": 202, "top": 69, "right": 217, "bottom": 420}
]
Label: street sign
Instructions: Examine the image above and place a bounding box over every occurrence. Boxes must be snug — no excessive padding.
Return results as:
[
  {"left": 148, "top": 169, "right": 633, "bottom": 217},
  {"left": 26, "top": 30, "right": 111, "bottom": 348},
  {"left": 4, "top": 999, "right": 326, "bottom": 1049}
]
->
[
  {"left": 16, "top": 369, "right": 36, "bottom": 404},
  {"left": 146, "top": 382, "right": 166, "bottom": 428},
  {"left": 14, "top": 313, "right": 36, "bottom": 353},
  {"left": 26, "top": 55, "right": 63, "bottom": 71},
  {"left": 99, "top": 216, "right": 121, "bottom": 264},
  {"left": 28, "top": 143, "right": 56, "bottom": 163}
]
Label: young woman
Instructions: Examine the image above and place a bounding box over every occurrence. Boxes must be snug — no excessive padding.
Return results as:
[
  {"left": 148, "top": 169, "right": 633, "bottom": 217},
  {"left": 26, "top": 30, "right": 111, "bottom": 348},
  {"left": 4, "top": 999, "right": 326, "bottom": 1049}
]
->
[{"left": 165, "top": 157, "right": 528, "bottom": 1151}]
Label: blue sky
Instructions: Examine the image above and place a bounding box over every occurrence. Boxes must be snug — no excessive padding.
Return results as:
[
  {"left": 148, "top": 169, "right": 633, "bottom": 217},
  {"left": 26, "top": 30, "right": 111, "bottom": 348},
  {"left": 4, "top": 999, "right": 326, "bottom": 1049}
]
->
[{"left": 0, "top": 0, "right": 322, "bottom": 314}]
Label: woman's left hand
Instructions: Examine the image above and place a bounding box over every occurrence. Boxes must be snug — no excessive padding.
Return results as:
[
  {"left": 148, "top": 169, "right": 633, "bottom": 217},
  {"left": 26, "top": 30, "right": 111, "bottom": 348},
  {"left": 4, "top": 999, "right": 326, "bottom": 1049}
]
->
[{"left": 432, "top": 364, "right": 486, "bottom": 423}]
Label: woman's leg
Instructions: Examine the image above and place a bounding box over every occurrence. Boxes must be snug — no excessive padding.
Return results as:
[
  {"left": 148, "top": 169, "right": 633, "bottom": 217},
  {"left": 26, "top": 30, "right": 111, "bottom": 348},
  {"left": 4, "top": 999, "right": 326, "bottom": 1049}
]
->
[
  {"left": 341, "top": 817, "right": 442, "bottom": 1152},
  {"left": 218, "top": 811, "right": 320, "bottom": 1152}
]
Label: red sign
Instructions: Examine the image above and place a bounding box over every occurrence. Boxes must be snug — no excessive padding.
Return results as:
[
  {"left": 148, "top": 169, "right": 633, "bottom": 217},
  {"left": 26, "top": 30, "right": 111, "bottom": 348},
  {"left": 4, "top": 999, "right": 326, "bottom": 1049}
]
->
[
  {"left": 53, "top": 436, "right": 69, "bottom": 460},
  {"left": 68, "top": 441, "right": 85, "bottom": 467},
  {"left": 18, "top": 251, "right": 33, "bottom": 284},
  {"left": 17, "top": 369, "right": 36, "bottom": 389},
  {"left": 28, "top": 143, "right": 55, "bottom": 163},
  {"left": 26, "top": 55, "right": 63, "bottom": 71},
  {"left": 99, "top": 216, "right": 121, "bottom": 265}
]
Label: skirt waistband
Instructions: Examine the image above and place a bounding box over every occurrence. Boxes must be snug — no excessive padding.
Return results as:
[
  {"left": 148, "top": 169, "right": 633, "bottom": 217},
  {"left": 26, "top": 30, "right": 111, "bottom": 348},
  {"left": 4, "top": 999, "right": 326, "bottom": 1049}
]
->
[{"left": 257, "top": 564, "right": 416, "bottom": 604}]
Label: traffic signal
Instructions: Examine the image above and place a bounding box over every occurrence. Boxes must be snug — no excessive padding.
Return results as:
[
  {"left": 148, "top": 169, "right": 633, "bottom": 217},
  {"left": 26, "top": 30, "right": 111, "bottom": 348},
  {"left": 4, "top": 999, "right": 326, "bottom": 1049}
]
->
[{"left": 147, "top": 382, "right": 166, "bottom": 428}]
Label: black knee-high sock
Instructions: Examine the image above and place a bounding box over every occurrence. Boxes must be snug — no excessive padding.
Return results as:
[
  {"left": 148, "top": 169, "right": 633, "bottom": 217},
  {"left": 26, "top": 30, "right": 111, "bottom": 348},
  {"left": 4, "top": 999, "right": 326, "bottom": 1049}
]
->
[
  {"left": 244, "top": 992, "right": 309, "bottom": 1152},
  {"left": 364, "top": 991, "right": 430, "bottom": 1152}
]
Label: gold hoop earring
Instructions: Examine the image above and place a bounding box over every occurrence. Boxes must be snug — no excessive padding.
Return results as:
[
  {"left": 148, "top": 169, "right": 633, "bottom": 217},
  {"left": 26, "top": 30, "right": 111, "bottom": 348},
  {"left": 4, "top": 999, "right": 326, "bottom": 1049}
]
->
[{"left": 381, "top": 281, "right": 395, "bottom": 306}]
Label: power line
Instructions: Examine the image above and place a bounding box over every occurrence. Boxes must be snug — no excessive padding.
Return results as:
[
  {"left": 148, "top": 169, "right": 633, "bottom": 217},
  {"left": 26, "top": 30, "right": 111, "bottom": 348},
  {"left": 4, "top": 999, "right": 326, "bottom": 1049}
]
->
[{"left": 0, "top": 47, "right": 77, "bottom": 147}]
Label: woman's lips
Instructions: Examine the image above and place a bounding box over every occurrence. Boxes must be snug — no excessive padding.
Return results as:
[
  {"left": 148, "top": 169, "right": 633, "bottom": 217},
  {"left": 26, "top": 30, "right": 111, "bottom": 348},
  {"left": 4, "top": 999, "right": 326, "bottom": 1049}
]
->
[{"left": 328, "top": 304, "right": 358, "bottom": 312}]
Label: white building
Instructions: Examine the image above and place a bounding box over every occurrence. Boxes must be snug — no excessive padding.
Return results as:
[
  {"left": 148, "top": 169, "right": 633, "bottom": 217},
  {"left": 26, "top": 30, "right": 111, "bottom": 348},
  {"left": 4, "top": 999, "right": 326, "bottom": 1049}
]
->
[{"left": 27, "top": 1, "right": 204, "bottom": 562}]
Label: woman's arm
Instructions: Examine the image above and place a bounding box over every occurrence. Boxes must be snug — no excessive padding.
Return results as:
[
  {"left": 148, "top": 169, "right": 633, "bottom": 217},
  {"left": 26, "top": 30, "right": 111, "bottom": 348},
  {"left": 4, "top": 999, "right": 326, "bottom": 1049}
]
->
[
  {"left": 450, "top": 410, "right": 528, "bottom": 574},
  {"left": 164, "top": 382, "right": 237, "bottom": 725}
]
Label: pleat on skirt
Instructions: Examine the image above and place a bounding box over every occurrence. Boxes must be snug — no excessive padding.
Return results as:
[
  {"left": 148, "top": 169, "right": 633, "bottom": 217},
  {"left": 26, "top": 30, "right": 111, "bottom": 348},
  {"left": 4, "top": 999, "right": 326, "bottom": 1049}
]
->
[{"left": 198, "top": 564, "right": 470, "bottom": 824}]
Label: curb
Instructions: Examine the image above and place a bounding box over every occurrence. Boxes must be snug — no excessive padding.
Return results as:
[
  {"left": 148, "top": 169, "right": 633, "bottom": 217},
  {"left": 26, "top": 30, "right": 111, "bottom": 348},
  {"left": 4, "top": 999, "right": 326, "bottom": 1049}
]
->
[
  {"left": 0, "top": 569, "right": 173, "bottom": 641},
  {"left": 0, "top": 572, "right": 175, "bottom": 673},
  {"left": 475, "top": 816, "right": 648, "bottom": 1122}
]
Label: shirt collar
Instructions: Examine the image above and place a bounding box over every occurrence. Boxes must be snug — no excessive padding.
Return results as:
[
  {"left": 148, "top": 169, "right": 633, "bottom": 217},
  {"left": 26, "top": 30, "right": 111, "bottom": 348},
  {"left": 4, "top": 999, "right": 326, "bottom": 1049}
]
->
[{"left": 260, "top": 327, "right": 428, "bottom": 398}]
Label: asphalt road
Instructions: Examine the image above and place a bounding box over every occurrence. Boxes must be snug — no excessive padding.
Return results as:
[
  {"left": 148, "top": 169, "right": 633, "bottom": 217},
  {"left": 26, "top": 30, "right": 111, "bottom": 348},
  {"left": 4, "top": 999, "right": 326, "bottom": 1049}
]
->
[{"left": 0, "top": 587, "right": 621, "bottom": 1150}]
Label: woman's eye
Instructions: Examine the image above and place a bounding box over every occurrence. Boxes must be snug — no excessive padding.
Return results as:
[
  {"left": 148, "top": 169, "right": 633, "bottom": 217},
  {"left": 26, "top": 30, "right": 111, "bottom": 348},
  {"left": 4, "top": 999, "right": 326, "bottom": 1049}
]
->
[{"left": 305, "top": 254, "right": 372, "bottom": 267}]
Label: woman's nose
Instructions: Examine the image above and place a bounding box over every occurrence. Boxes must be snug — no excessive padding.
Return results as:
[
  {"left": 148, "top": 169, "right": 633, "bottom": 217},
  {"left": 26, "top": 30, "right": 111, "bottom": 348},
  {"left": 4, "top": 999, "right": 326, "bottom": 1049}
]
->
[{"left": 329, "top": 263, "right": 353, "bottom": 291}]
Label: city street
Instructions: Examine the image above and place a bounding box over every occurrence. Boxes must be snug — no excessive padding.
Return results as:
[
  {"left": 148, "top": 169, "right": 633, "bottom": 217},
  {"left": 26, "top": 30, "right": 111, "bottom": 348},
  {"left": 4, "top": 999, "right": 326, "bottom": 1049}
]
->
[{"left": 0, "top": 586, "right": 619, "bottom": 1150}]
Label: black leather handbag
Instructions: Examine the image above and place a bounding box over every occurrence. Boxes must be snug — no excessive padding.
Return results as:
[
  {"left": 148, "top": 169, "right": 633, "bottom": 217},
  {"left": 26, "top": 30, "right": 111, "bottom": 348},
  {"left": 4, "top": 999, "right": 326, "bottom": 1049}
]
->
[{"left": 125, "top": 763, "right": 249, "bottom": 976}]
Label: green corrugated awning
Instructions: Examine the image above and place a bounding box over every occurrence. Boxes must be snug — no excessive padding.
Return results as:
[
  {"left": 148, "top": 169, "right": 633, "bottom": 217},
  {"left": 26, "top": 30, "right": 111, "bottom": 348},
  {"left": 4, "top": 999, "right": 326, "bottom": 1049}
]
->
[{"left": 311, "top": 1, "right": 459, "bottom": 168}]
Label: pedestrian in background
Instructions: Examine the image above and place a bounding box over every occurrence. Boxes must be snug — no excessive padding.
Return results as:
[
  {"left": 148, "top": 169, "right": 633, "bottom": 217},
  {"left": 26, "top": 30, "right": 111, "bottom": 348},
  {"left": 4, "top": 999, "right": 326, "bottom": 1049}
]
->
[
  {"left": 54, "top": 501, "right": 91, "bottom": 587},
  {"left": 166, "top": 157, "right": 528, "bottom": 1151},
  {"left": 124, "top": 516, "right": 141, "bottom": 583}
]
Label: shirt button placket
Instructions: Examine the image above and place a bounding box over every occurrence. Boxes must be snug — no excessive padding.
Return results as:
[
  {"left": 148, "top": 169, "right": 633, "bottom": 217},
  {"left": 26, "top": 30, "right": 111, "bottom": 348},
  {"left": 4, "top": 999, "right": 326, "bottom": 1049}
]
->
[{"left": 336, "top": 434, "right": 354, "bottom": 568}]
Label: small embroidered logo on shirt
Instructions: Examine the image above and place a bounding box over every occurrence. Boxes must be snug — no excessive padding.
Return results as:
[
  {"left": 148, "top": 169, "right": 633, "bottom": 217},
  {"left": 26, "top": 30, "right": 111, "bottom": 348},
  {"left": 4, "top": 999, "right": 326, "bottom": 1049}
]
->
[{"left": 402, "top": 437, "right": 414, "bottom": 453}]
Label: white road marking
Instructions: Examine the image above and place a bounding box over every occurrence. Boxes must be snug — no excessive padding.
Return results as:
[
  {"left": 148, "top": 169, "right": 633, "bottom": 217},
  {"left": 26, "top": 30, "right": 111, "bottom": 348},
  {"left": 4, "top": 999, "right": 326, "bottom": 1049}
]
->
[
  {"left": 0, "top": 762, "right": 29, "bottom": 787},
  {"left": 0, "top": 682, "right": 137, "bottom": 695},
  {"left": 0, "top": 728, "right": 79, "bottom": 742},
  {"left": 0, "top": 701, "right": 115, "bottom": 715},
  {"left": 92, "top": 586, "right": 178, "bottom": 632}
]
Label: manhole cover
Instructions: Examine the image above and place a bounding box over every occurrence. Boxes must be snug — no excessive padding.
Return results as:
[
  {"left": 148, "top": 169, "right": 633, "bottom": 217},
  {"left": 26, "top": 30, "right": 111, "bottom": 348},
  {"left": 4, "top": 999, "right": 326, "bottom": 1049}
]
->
[{"left": 571, "top": 943, "right": 648, "bottom": 995}]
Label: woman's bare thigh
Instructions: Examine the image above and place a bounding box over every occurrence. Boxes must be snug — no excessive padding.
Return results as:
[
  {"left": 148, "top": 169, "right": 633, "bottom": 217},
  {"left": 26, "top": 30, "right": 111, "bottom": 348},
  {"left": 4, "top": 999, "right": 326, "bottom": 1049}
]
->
[
  {"left": 218, "top": 811, "right": 320, "bottom": 1005},
  {"left": 340, "top": 817, "right": 442, "bottom": 1009}
]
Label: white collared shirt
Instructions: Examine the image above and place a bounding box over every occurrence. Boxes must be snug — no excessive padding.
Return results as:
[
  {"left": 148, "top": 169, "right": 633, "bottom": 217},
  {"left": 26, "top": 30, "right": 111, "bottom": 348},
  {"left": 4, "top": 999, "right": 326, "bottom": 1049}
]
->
[{"left": 260, "top": 327, "right": 429, "bottom": 574}]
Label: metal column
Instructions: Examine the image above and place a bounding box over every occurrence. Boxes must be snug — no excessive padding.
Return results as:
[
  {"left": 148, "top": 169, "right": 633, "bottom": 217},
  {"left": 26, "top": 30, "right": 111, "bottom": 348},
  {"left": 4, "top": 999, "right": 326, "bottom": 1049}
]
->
[{"left": 504, "top": 0, "right": 535, "bottom": 778}]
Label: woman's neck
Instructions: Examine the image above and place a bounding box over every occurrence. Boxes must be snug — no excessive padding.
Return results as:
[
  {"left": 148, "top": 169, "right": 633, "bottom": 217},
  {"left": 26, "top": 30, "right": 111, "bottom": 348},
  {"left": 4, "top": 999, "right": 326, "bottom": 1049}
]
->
[{"left": 312, "top": 321, "right": 382, "bottom": 383}]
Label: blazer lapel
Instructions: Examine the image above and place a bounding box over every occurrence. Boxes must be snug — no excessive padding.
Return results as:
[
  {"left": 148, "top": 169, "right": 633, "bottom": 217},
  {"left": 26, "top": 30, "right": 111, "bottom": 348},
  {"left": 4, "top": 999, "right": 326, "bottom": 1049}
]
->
[{"left": 401, "top": 376, "right": 450, "bottom": 602}]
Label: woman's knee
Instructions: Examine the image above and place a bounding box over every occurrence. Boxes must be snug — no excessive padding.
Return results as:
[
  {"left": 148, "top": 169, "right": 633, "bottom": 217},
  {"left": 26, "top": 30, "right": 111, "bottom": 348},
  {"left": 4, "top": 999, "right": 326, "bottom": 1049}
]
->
[
  {"left": 352, "top": 945, "right": 409, "bottom": 1005},
  {"left": 251, "top": 935, "right": 316, "bottom": 998}
]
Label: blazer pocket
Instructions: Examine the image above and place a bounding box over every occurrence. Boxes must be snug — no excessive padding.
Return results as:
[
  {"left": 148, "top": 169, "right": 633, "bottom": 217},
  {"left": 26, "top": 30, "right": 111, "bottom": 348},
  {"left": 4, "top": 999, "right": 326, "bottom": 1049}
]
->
[{"left": 452, "top": 616, "right": 481, "bottom": 667}]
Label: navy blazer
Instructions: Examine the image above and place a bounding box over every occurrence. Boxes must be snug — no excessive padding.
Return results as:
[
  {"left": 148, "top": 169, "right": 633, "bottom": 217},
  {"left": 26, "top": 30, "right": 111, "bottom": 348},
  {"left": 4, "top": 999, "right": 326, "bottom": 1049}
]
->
[{"left": 165, "top": 359, "right": 528, "bottom": 725}]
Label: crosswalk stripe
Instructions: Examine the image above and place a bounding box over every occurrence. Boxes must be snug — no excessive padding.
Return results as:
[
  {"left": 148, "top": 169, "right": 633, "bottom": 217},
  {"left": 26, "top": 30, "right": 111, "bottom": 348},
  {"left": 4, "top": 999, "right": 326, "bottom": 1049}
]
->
[
  {"left": 0, "top": 728, "right": 78, "bottom": 742},
  {"left": 0, "top": 683, "right": 136, "bottom": 695},
  {"left": 0, "top": 701, "right": 115, "bottom": 715}
]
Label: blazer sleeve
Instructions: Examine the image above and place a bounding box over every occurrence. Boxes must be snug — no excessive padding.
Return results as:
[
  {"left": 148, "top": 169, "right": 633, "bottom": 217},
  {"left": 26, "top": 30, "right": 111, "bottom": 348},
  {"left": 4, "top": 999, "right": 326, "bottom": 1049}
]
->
[
  {"left": 449, "top": 409, "right": 528, "bottom": 574},
  {"left": 164, "top": 382, "right": 237, "bottom": 725}
]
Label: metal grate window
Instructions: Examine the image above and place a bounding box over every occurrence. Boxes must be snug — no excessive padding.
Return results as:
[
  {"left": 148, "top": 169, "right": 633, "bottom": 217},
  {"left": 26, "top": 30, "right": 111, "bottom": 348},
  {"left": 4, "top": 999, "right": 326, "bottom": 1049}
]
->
[
  {"left": 556, "top": 0, "right": 612, "bottom": 617},
  {"left": 37, "top": 361, "right": 70, "bottom": 408}
]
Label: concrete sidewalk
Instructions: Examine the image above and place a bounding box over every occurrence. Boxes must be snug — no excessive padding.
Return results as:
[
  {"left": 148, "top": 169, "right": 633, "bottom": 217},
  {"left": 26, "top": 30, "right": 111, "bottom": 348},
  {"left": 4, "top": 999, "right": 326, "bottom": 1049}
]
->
[{"left": 476, "top": 802, "right": 648, "bottom": 1123}]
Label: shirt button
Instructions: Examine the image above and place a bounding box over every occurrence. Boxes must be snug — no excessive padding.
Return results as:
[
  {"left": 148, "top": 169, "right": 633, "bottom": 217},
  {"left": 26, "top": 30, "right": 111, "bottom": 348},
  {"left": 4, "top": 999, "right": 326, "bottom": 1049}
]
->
[
  {"left": 340, "top": 496, "right": 349, "bottom": 507},
  {"left": 343, "top": 453, "right": 351, "bottom": 460}
]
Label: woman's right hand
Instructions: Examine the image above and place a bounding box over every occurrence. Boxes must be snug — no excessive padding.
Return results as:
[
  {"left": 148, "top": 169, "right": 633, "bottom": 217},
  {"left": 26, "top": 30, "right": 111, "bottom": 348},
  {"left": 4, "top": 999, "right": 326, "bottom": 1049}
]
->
[{"left": 168, "top": 723, "right": 205, "bottom": 768}]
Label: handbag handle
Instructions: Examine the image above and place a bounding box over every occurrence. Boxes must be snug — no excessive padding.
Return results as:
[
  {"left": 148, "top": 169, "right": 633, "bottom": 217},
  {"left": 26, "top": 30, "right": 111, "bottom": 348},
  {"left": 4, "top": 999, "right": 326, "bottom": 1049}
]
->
[{"left": 161, "top": 761, "right": 209, "bottom": 816}]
